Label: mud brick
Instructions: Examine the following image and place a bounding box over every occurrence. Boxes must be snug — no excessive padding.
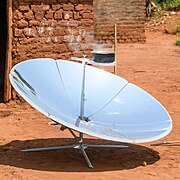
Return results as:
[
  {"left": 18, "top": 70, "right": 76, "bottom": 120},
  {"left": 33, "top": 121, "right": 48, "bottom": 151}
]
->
[
  {"left": 81, "top": 19, "right": 93, "bottom": 26},
  {"left": 73, "top": 51, "right": 83, "bottom": 57},
  {"left": 82, "top": 13, "right": 94, "bottom": 19},
  {"left": 63, "top": 4, "right": 74, "bottom": 11},
  {"left": 24, "top": 10, "right": 34, "bottom": 20},
  {"left": 14, "top": 29, "right": 24, "bottom": 37},
  {"left": 63, "top": 11, "right": 73, "bottom": 20},
  {"left": 74, "top": 12, "right": 81, "bottom": 20},
  {"left": 83, "top": 4, "right": 93, "bottom": 11},
  {"left": 29, "top": 20, "right": 40, "bottom": 27},
  {"left": 19, "top": 5, "right": 30, "bottom": 12},
  {"left": 53, "top": 28, "right": 66, "bottom": 36},
  {"left": 69, "top": 0, "right": 79, "bottom": 4},
  {"left": 53, "top": 44, "right": 67, "bottom": 53},
  {"left": 17, "top": 19, "right": 28, "bottom": 28},
  {"left": 23, "top": 28, "right": 37, "bottom": 37},
  {"left": 54, "top": 10, "right": 63, "bottom": 20},
  {"left": 13, "top": 10, "right": 23, "bottom": 20},
  {"left": 57, "top": 0, "right": 68, "bottom": 3},
  {"left": 79, "top": 0, "right": 93, "bottom": 5},
  {"left": 52, "top": 4, "right": 61, "bottom": 11},
  {"left": 35, "top": 11, "right": 45, "bottom": 21},
  {"left": 45, "top": 10, "right": 54, "bottom": 19},
  {"left": 31, "top": 5, "right": 50, "bottom": 12},
  {"left": 75, "top": 4, "right": 83, "bottom": 11}
]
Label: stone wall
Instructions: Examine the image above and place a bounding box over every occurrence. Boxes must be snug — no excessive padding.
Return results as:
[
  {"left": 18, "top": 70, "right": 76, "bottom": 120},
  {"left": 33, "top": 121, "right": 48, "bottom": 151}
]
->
[
  {"left": 12, "top": 0, "right": 94, "bottom": 65},
  {"left": 12, "top": 0, "right": 146, "bottom": 66},
  {"left": 94, "top": 0, "right": 146, "bottom": 44}
]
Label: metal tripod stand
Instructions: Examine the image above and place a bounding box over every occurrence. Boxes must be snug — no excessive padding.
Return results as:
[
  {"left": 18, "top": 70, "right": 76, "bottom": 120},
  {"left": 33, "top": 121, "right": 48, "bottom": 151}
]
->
[{"left": 21, "top": 128, "right": 128, "bottom": 168}]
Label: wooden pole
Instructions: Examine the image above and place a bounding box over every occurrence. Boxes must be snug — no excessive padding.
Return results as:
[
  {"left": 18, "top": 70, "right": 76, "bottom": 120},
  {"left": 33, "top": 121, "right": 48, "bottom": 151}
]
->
[
  {"left": 4, "top": 0, "right": 13, "bottom": 101},
  {"left": 114, "top": 24, "right": 118, "bottom": 75}
]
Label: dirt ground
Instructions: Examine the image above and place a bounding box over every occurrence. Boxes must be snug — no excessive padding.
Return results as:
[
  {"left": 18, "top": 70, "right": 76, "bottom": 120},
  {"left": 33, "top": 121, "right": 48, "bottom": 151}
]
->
[{"left": 0, "top": 30, "right": 180, "bottom": 180}]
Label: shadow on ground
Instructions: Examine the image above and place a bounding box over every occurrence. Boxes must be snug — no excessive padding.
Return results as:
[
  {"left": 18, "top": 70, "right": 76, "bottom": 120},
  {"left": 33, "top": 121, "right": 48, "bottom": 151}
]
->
[{"left": 0, "top": 138, "right": 160, "bottom": 172}]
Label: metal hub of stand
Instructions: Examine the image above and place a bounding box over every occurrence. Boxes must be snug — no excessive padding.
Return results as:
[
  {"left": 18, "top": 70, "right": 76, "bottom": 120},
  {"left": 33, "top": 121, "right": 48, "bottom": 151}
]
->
[{"left": 21, "top": 128, "right": 128, "bottom": 168}]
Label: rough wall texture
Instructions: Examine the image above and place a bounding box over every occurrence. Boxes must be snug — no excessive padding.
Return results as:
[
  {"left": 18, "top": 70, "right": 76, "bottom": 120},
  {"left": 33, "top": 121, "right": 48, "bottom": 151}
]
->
[
  {"left": 12, "top": 0, "right": 146, "bottom": 65},
  {"left": 12, "top": 0, "right": 94, "bottom": 65},
  {"left": 94, "top": 0, "right": 146, "bottom": 44}
]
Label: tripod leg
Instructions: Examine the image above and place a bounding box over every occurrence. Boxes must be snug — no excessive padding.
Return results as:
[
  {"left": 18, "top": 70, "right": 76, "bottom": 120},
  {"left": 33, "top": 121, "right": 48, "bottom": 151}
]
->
[
  {"left": 87, "top": 144, "right": 128, "bottom": 148},
  {"left": 80, "top": 146, "right": 93, "bottom": 168},
  {"left": 21, "top": 145, "right": 76, "bottom": 152}
]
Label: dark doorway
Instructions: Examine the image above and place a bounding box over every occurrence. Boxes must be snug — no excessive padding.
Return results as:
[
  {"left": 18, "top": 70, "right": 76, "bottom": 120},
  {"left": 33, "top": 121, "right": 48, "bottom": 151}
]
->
[{"left": 0, "top": 0, "right": 7, "bottom": 102}]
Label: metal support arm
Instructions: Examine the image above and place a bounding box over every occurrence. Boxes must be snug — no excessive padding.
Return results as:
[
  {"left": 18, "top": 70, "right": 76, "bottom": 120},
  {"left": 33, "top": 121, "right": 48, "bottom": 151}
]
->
[{"left": 21, "top": 129, "right": 128, "bottom": 168}]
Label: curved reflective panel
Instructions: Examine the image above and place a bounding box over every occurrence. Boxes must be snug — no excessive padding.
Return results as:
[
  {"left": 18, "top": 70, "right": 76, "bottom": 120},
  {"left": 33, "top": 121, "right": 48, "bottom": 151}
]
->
[
  {"left": 9, "top": 58, "right": 172, "bottom": 143},
  {"left": 10, "top": 59, "right": 78, "bottom": 127},
  {"left": 56, "top": 60, "right": 128, "bottom": 117}
]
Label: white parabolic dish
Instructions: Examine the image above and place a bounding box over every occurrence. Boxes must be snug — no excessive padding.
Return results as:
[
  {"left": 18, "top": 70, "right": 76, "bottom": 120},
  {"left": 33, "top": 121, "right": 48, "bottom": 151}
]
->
[{"left": 9, "top": 58, "right": 172, "bottom": 143}]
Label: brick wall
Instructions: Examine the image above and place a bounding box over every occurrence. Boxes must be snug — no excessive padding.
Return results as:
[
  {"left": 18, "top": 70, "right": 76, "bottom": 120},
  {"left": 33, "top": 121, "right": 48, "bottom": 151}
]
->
[
  {"left": 94, "top": 0, "right": 146, "bottom": 44},
  {"left": 12, "top": 0, "right": 94, "bottom": 65},
  {"left": 12, "top": 0, "right": 146, "bottom": 65}
]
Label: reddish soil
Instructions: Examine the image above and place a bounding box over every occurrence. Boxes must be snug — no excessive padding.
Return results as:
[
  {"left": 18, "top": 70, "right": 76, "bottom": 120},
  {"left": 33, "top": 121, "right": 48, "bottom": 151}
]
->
[{"left": 0, "top": 31, "right": 180, "bottom": 180}]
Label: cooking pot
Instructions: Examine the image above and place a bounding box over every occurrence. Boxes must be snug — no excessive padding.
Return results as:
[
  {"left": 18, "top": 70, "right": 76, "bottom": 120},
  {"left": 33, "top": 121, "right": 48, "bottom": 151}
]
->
[{"left": 92, "top": 51, "right": 115, "bottom": 63}]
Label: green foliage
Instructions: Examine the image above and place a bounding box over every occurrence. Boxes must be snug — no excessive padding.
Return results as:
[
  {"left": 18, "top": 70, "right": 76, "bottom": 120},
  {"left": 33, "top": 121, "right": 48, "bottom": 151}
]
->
[
  {"left": 153, "top": 0, "right": 180, "bottom": 10},
  {"left": 146, "top": 0, "right": 180, "bottom": 21},
  {"left": 174, "top": 40, "right": 180, "bottom": 46}
]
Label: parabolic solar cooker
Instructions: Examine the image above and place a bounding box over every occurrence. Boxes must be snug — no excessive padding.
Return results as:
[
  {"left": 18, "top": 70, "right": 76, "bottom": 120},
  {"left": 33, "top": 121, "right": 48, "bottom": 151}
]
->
[{"left": 9, "top": 58, "right": 172, "bottom": 168}]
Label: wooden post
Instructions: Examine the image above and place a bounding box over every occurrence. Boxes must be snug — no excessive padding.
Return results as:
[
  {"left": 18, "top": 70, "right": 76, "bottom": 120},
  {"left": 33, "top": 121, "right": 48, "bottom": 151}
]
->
[
  {"left": 114, "top": 24, "right": 118, "bottom": 75},
  {"left": 4, "top": 0, "right": 12, "bottom": 101}
]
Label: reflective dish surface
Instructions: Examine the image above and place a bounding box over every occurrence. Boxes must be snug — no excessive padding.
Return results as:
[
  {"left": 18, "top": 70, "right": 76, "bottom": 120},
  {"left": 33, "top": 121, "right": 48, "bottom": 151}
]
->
[{"left": 9, "top": 58, "right": 172, "bottom": 143}]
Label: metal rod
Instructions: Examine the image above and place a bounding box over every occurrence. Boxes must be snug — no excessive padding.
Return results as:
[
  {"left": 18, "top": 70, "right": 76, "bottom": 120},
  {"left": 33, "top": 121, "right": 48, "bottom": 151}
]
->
[
  {"left": 68, "top": 128, "right": 80, "bottom": 141},
  {"left": 80, "top": 132, "right": 83, "bottom": 141},
  {"left": 87, "top": 144, "right": 128, "bottom": 148},
  {"left": 80, "top": 61, "right": 86, "bottom": 120},
  {"left": 151, "top": 140, "right": 180, "bottom": 146},
  {"left": 80, "top": 146, "right": 93, "bottom": 168},
  {"left": 21, "top": 145, "right": 76, "bottom": 152}
]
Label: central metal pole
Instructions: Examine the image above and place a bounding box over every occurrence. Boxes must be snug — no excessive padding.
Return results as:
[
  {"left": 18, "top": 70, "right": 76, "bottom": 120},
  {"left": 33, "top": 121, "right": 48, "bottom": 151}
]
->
[
  {"left": 78, "top": 132, "right": 93, "bottom": 168},
  {"left": 80, "top": 60, "right": 86, "bottom": 120}
]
